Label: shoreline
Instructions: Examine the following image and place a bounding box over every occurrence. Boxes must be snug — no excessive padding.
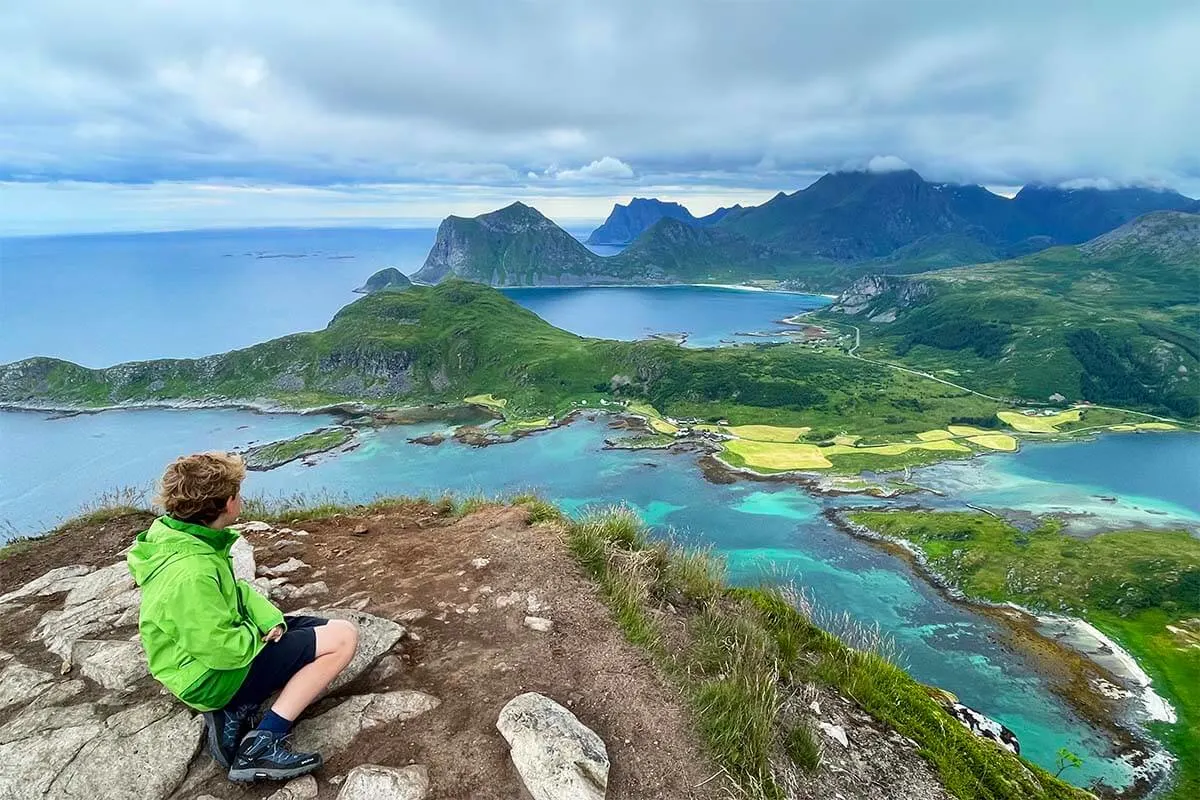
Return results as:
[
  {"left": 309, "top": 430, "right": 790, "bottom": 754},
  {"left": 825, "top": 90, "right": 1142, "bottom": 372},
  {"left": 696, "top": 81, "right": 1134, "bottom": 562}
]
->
[{"left": 826, "top": 507, "right": 1175, "bottom": 797}]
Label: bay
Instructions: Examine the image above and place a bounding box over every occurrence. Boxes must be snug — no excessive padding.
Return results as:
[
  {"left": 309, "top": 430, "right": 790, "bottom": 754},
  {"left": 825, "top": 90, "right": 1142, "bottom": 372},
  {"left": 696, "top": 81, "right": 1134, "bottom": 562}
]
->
[{"left": 4, "top": 408, "right": 1196, "bottom": 789}]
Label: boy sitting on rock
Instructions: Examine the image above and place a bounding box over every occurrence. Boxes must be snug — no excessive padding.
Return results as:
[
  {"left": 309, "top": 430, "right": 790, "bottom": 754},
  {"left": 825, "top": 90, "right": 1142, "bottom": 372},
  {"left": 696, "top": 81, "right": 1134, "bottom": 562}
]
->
[{"left": 127, "top": 451, "right": 359, "bottom": 782}]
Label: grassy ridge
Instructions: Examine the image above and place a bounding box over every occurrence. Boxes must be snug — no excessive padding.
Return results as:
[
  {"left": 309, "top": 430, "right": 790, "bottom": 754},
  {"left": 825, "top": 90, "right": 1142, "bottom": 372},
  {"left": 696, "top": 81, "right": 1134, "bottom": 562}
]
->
[
  {"left": 846, "top": 510, "right": 1200, "bottom": 799},
  {"left": 0, "top": 281, "right": 1014, "bottom": 446},
  {"left": 556, "top": 502, "right": 1087, "bottom": 800}
]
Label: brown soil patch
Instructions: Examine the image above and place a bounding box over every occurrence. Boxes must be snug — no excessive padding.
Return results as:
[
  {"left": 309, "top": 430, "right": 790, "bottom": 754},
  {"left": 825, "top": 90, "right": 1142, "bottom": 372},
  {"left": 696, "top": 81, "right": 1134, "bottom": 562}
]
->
[{"left": 2, "top": 504, "right": 728, "bottom": 800}]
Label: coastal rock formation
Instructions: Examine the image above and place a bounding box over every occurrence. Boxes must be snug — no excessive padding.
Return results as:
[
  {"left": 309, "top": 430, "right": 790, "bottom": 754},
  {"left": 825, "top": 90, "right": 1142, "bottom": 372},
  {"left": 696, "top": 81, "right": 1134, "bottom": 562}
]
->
[
  {"left": 496, "top": 692, "right": 610, "bottom": 800},
  {"left": 354, "top": 267, "right": 413, "bottom": 294}
]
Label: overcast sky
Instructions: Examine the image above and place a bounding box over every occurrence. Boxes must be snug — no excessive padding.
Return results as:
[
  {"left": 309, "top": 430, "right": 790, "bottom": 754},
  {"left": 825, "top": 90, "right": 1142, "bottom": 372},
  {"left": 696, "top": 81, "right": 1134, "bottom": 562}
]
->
[{"left": 2, "top": 0, "right": 1198, "bottom": 234}]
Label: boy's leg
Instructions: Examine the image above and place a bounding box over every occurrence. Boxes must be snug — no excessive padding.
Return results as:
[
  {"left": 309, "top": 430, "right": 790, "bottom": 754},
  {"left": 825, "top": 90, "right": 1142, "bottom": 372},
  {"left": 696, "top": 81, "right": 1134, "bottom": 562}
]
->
[
  {"left": 267, "top": 619, "right": 359, "bottom": 720},
  {"left": 229, "top": 619, "right": 358, "bottom": 782}
]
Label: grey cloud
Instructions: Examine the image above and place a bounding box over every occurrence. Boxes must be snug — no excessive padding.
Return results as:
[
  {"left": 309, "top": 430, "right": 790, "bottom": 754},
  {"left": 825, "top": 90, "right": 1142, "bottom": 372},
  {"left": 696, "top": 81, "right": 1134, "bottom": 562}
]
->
[{"left": 1, "top": 0, "right": 1199, "bottom": 195}]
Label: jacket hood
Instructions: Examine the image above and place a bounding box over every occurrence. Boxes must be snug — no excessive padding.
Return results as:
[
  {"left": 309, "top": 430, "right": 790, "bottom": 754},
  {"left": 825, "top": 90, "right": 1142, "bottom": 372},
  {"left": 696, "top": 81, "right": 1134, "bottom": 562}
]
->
[{"left": 127, "top": 516, "right": 239, "bottom": 586}]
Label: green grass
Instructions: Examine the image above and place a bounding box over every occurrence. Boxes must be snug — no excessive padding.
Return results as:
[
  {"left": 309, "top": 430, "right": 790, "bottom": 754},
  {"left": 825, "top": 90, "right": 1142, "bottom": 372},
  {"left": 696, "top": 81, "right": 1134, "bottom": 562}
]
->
[
  {"left": 0, "top": 281, "right": 1028, "bottom": 478},
  {"left": 1, "top": 487, "right": 150, "bottom": 559},
  {"left": 565, "top": 505, "right": 1087, "bottom": 800},
  {"left": 243, "top": 427, "right": 353, "bottom": 469},
  {"left": 821, "top": 224, "right": 1200, "bottom": 419},
  {"left": 848, "top": 510, "right": 1200, "bottom": 799}
]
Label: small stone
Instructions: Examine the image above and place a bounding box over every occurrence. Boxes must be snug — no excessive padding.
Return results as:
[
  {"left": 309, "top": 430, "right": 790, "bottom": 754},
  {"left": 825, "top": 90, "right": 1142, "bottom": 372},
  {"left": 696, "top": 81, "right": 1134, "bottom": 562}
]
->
[
  {"left": 267, "top": 774, "right": 319, "bottom": 800},
  {"left": 470, "top": 557, "right": 490, "bottom": 570},
  {"left": 396, "top": 608, "right": 427, "bottom": 624},
  {"left": 809, "top": 700, "right": 821, "bottom": 716},
  {"left": 819, "top": 721, "right": 849, "bottom": 748},
  {"left": 352, "top": 523, "right": 369, "bottom": 535},
  {"left": 336, "top": 764, "right": 429, "bottom": 800},
  {"left": 233, "top": 520, "right": 272, "bottom": 532},
  {"left": 259, "top": 558, "right": 310, "bottom": 577},
  {"left": 524, "top": 616, "right": 553, "bottom": 633},
  {"left": 494, "top": 591, "right": 523, "bottom": 609}
]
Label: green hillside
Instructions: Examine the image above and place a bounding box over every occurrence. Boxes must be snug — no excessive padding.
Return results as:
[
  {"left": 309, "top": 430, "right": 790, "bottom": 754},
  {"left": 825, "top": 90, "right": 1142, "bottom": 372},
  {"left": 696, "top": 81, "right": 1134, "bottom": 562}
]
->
[
  {"left": 1, "top": 281, "right": 1008, "bottom": 442},
  {"left": 821, "top": 212, "right": 1200, "bottom": 418}
]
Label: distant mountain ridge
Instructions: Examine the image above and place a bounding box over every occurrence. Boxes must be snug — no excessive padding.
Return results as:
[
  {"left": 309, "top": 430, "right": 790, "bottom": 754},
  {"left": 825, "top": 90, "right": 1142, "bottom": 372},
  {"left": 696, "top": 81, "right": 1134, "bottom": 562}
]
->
[{"left": 415, "top": 170, "right": 1195, "bottom": 288}]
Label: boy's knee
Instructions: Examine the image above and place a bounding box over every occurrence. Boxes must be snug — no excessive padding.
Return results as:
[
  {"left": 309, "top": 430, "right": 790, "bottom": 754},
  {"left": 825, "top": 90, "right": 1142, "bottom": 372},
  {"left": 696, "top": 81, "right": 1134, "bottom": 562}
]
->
[{"left": 333, "top": 619, "right": 359, "bottom": 654}]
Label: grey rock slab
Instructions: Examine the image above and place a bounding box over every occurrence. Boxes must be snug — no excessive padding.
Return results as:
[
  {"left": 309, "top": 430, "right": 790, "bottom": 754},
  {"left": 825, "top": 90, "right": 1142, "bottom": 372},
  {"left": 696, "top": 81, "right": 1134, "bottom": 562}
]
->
[
  {"left": 0, "top": 702, "right": 100, "bottom": 745},
  {"left": 496, "top": 692, "right": 609, "bottom": 800},
  {"left": 336, "top": 764, "right": 429, "bottom": 800},
  {"left": 315, "top": 608, "right": 405, "bottom": 693},
  {"left": 0, "top": 718, "right": 105, "bottom": 799},
  {"left": 292, "top": 690, "right": 440, "bottom": 756},
  {"left": 36, "top": 585, "right": 142, "bottom": 659},
  {"left": 48, "top": 700, "right": 203, "bottom": 800},
  {"left": 72, "top": 639, "right": 149, "bottom": 690},
  {"left": 267, "top": 774, "right": 319, "bottom": 800},
  {"left": 232, "top": 520, "right": 272, "bottom": 533},
  {"left": 275, "top": 581, "right": 328, "bottom": 601},
  {"left": 0, "top": 564, "right": 94, "bottom": 604},
  {"left": 230, "top": 535, "right": 256, "bottom": 582},
  {"left": 28, "top": 678, "right": 86, "bottom": 710},
  {"left": 64, "top": 561, "right": 134, "bottom": 607},
  {"left": 0, "top": 662, "right": 56, "bottom": 711}
]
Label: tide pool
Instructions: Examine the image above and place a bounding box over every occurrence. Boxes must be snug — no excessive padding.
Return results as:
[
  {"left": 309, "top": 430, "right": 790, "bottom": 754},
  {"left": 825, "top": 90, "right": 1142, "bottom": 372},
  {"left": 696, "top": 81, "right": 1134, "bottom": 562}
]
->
[{"left": 5, "top": 408, "right": 1194, "bottom": 789}]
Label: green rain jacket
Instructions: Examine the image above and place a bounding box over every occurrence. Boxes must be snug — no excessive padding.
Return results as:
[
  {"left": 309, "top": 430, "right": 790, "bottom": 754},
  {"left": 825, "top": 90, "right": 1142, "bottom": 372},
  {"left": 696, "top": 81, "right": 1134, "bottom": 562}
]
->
[{"left": 127, "top": 516, "right": 285, "bottom": 711}]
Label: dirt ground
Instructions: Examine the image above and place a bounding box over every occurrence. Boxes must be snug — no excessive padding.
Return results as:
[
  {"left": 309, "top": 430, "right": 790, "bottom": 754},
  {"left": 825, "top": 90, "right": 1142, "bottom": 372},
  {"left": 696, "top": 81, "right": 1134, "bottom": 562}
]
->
[{"left": 1, "top": 505, "right": 732, "bottom": 800}]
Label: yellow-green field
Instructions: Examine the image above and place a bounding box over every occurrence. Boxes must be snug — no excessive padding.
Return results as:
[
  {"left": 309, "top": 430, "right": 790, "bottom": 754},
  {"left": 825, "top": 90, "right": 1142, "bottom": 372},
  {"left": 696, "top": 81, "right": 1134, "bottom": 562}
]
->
[
  {"left": 966, "top": 434, "right": 1019, "bottom": 451},
  {"left": 627, "top": 402, "right": 680, "bottom": 435},
  {"left": 1134, "top": 422, "right": 1178, "bottom": 431},
  {"left": 917, "top": 429, "right": 956, "bottom": 441},
  {"left": 724, "top": 424, "right": 811, "bottom": 442},
  {"left": 721, "top": 437, "right": 971, "bottom": 472},
  {"left": 996, "top": 409, "right": 1081, "bottom": 433},
  {"left": 464, "top": 393, "right": 507, "bottom": 410},
  {"left": 722, "top": 439, "right": 832, "bottom": 470}
]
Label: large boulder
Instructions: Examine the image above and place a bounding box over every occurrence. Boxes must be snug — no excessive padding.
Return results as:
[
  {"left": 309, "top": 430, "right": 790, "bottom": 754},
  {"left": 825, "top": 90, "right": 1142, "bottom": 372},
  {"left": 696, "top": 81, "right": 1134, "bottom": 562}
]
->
[
  {"left": 231, "top": 536, "right": 257, "bottom": 582},
  {"left": 496, "top": 692, "right": 609, "bottom": 800},
  {"left": 315, "top": 608, "right": 405, "bottom": 693},
  {"left": 336, "top": 764, "right": 429, "bottom": 800},
  {"left": 292, "top": 690, "right": 440, "bottom": 756}
]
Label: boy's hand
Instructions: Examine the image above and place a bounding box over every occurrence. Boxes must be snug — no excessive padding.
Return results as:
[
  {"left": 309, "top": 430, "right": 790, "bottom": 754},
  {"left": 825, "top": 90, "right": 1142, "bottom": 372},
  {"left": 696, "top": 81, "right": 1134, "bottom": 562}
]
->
[{"left": 263, "top": 624, "right": 284, "bottom": 643}]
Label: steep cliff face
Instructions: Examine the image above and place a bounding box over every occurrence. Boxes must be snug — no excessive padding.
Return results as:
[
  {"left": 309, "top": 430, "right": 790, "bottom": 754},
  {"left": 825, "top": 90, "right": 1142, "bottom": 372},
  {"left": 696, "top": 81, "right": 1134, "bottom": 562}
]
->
[
  {"left": 827, "top": 274, "right": 935, "bottom": 321},
  {"left": 414, "top": 202, "right": 600, "bottom": 285}
]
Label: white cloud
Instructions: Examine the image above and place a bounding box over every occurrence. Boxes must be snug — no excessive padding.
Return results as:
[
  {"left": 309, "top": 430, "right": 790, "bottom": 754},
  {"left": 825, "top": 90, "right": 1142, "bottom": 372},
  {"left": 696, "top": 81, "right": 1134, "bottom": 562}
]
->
[
  {"left": 553, "top": 156, "right": 635, "bottom": 182},
  {"left": 866, "top": 155, "right": 912, "bottom": 173}
]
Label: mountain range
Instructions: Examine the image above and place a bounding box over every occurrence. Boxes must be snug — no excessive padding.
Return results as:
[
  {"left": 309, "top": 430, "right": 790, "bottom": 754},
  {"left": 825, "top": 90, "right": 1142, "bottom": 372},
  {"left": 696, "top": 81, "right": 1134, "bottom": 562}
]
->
[{"left": 414, "top": 169, "right": 1195, "bottom": 288}]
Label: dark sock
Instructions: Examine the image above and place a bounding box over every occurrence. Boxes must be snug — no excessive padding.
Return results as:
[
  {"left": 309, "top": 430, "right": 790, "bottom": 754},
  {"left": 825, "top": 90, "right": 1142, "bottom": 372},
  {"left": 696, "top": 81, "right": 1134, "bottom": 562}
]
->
[{"left": 256, "top": 709, "right": 292, "bottom": 736}]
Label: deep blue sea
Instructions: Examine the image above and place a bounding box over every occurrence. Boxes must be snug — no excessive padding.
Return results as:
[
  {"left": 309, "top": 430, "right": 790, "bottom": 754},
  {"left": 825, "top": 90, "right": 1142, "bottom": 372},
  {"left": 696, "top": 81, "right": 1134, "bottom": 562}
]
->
[{"left": 0, "top": 228, "right": 437, "bottom": 367}]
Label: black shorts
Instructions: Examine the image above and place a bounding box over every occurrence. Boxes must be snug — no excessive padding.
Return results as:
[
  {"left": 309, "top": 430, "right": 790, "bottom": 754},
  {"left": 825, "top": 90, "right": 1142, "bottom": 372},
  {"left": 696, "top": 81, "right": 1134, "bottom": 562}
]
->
[{"left": 226, "top": 615, "right": 327, "bottom": 710}]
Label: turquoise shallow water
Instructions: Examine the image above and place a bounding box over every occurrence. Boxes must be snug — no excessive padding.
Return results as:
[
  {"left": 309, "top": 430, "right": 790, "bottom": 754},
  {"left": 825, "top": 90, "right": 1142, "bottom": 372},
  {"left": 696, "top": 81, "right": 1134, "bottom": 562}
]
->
[{"left": 4, "top": 409, "right": 1196, "bottom": 789}]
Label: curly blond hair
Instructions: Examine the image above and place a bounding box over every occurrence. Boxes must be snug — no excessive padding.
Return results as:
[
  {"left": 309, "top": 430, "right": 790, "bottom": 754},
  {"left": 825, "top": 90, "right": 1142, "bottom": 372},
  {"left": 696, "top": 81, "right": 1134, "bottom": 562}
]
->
[{"left": 156, "top": 451, "right": 246, "bottom": 525}]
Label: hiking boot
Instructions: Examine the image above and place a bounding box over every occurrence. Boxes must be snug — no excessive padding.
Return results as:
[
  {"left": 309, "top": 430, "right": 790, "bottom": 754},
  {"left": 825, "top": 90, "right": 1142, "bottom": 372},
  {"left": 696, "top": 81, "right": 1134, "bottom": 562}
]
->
[
  {"left": 203, "top": 705, "right": 256, "bottom": 769},
  {"left": 227, "top": 729, "right": 322, "bottom": 782}
]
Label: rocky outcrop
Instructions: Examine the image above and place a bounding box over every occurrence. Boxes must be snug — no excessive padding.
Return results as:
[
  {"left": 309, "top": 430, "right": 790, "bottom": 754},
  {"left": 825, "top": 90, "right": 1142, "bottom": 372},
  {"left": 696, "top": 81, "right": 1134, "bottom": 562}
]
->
[
  {"left": 827, "top": 274, "right": 934, "bottom": 320},
  {"left": 354, "top": 267, "right": 413, "bottom": 294},
  {"left": 496, "top": 692, "right": 609, "bottom": 800},
  {"left": 1078, "top": 210, "right": 1200, "bottom": 264},
  {"left": 292, "top": 690, "right": 441, "bottom": 756}
]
